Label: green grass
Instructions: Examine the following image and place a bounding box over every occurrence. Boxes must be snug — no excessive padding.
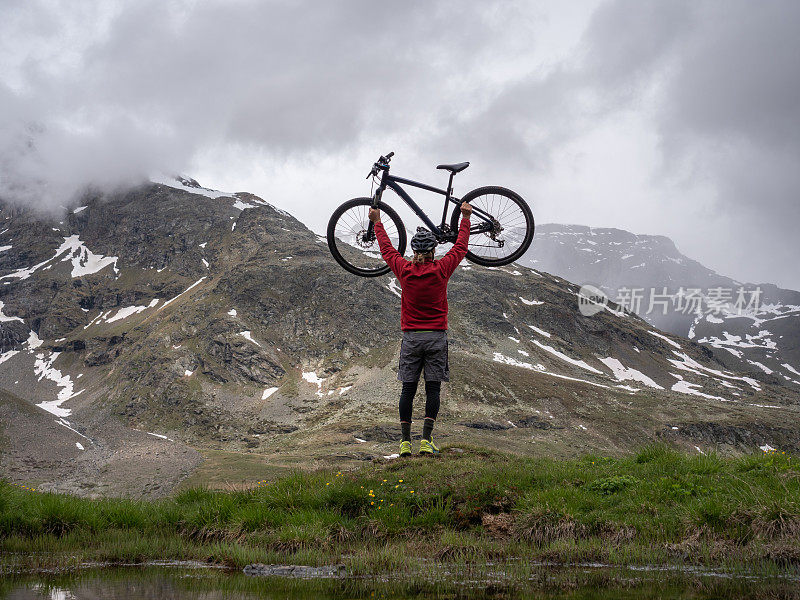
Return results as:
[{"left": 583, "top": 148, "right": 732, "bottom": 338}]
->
[
  {"left": 2, "top": 445, "right": 799, "bottom": 578},
  {"left": 176, "top": 449, "right": 293, "bottom": 490}
]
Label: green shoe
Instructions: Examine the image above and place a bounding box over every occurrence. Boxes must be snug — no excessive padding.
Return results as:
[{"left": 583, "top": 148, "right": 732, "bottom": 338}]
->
[
  {"left": 399, "top": 441, "right": 412, "bottom": 457},
  {"left": 419, "top": 439, "right": 439, "bottom": 455}
]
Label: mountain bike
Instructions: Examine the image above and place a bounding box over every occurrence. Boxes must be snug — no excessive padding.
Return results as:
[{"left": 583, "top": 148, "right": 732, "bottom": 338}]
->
[{"left": 327, "top": 152, "right": 535, "bottom": 277}]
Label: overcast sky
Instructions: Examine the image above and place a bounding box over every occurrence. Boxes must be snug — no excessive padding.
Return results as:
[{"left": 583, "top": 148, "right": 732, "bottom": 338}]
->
[{"left": 1, "top": 0, "right": 798, "bottom": 288}]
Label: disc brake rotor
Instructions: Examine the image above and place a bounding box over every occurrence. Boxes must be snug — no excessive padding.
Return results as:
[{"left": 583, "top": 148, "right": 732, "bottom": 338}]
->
[{"left": 355, "top": 229, "right": 376, "bottom": 249}]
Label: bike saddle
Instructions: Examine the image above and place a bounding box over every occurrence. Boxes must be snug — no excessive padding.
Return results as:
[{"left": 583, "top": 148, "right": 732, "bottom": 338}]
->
[{"left": 436, "top": 162, "right": 470, "bottom": 173}]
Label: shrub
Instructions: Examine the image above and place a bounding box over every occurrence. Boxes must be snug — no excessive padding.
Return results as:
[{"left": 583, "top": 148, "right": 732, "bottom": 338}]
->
[{"left": 586, "top": 475, "right": 637, "bottom": 495}]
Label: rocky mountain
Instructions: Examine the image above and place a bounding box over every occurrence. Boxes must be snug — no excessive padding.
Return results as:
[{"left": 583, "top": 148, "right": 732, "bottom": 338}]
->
[
  {"left": 0, "top": 181, "right": 798, "bottom": 497},
  {"left": 521, "top": 224, "right": 800, "bottom": 389}
]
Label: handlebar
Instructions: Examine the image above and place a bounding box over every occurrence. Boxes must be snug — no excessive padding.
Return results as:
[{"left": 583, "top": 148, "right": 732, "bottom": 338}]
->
[{"left": 366, "top": 151, "right": 395, "bottom": 179}]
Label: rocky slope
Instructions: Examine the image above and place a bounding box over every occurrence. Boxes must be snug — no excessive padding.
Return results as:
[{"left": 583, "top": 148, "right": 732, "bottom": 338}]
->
[
  {"left": 521, "top": 224, "right": 800, "bottom": 389},
  {"left": 0, "top": 181, "right": 798, "bottom": 497}
]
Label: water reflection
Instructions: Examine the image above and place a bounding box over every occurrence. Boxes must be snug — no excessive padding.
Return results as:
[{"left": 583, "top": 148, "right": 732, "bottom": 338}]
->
[{"left": 2, "top": 565, "right": 799, "bottom": 600}]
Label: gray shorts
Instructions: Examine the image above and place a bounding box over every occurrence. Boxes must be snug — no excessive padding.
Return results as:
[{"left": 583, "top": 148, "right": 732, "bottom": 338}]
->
[{"left": 398, "top": 330, "right": 449, "bottom": 382}]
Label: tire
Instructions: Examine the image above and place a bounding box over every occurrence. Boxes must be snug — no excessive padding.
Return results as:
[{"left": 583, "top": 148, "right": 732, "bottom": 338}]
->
[
  {"left": 450, "top": 186, "right": 534, "bottom": 267},
  {"left": 327, "top": 198, "right": 407, "bottom": 277}
]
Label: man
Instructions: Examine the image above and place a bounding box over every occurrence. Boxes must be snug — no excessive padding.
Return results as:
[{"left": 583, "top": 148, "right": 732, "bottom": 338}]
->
[{"left": 369, "top": 202, "right": 472, "bottom": 456}]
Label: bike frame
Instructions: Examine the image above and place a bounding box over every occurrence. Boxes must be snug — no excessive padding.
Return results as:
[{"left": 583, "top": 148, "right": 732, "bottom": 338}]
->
[{"left": 370, "top": 169, "right": 494, "bottom": 242}]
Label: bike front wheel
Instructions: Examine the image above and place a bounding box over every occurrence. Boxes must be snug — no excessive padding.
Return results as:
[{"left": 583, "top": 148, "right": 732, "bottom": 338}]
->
[
  {"left": 450, "top": 186, "right": 534, "bottom": 267},
  {"left": 327, "top": 197, "right": 407, "bottom": 277}
]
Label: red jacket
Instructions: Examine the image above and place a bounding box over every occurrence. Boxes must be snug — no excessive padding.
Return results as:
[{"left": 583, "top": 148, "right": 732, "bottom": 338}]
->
[{"left": 375, "top": 219, "right": 470, "bottom": 330}]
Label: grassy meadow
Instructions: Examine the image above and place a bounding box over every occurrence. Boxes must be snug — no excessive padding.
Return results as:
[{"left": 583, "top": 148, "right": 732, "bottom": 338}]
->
[{"left": 1, "top": 445, "right": 798, "bottom": 579}]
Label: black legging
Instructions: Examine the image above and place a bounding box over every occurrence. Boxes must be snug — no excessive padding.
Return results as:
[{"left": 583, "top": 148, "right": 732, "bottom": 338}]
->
[{"left": 399, "top": 380, "right": 441, "bottom": 422}]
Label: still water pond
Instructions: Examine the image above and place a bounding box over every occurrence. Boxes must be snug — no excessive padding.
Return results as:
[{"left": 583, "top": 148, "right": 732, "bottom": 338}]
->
[{"left": 2, "top": 564, "right": 798, "bottom": 599}]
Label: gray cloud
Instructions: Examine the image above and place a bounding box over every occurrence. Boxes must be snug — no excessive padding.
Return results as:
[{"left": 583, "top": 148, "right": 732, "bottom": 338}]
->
[
  {"left": 435, "top": 0, "right": 800, "bottom": 288},
  {"left": 630, "top": 0, "right": 800, "bottom": 288},
  {"left": 0, "top": 0, "right": 507, "bottom": 208},
  {"left": 0, "top": 0, "right": 798, "bottom": 288}
]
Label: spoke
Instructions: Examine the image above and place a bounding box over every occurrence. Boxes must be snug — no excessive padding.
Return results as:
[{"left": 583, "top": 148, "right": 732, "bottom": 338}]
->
[
  {"left": 497, "top": 201, "right": 517, "bottom": 222},
  {"left": 342, "top": 211, "right": 362, "bottom": 231},
  {"left": 462, "top": 191, "right": 530, "bottom": 260},
  {"left": 496, "top": 195, "right": 503, "bottom": 218},
  {"left": 497, "top": 198, "right": 518, "bottom": 221},
  {"left": 335, "top": 223, "right": 358, "bottom": 238}
]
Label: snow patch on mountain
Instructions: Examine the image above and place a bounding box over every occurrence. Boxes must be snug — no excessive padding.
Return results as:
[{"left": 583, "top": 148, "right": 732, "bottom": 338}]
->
[
  {"left": 1, "top": 255, "right": 55, "bottom": 282},
  {"left": 0, "top": 301, "right": 23, "bottom": 322},
  {"left": 105, "top": 299, "right": 159, "bottom": 323},
  {"left": 670, "top": 374, "right": 729, "bottom": 402},
  {"left": 58, "top": 235, "right": 119, "bottom": 277},
  {"left": 239, "top": 331, "right": 262, "bottom": 347},
  {"left": 387, "top": 277, "right": 402, "bottom": 298},
  {"left": 727, "top": 303, "right": 800, "bottom": 327},
  {"left": 783, "top": 363, "right": 800, "bottom": 377},
  {"left": 26, "top": 331, "right": 43, "bottom": 349},
  {"left": 698, "top": 330, "right": 777, "bottom": 352},
  {"left": 647, "top": 330, "right": 681, "bottom": 349},
  {"left": 668, "top": 351, "right": 761, "bottom": 391},
  {"left": 302, "top": 371, "right": 327, "bottom": 397},
  {"left": 34, "top": 352, "right": 84, "bottom": 417},
  {"left": 599, "top": 357, "right": 663, "bottom": 389},
  {"left": 0, "top": 235, "right": 118, "bottom": 281},
  {"left": 528, "top": 324, "right": 552, "bottom": 338},
  {"left": 262, "top": 387, "right": 279, "bottom": 399},
  {"left": 749, "top": 360, "right": 773, "bottom": 374},
  {"left": 83, "top": 311, "right": 109, "bottom": 330},
  {"left": 56, "top": 417, "right": 90, "bottom": 441},
  {"left": 233, "top": 199, "right": 257, "bottom": 210},
  {"left": 531, "top": 340, "right": 603, "bottom": 374},
  {"left": 0, "top": 350, "right": 19, "bottom": 365},
  {"left": 492, "top": 352, "right": 614, "bottom": 390},
  {"left": 159, "top": 277, "right": 206, "bottom": 311},
  {"left": 151, "top": 174, "right": 234, "bottom": 199}
]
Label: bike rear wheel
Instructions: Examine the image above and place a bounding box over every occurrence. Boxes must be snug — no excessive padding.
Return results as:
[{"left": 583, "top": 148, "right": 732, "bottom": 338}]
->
[
  {"left": 327, "top": 198, "right": 407, "bottom": 277},
  {"left": 450, "top": 186, "right": 534, "bottom": 267}
]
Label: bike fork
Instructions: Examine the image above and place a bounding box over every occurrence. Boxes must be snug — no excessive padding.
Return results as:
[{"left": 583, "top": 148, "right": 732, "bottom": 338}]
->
[{"left": 365, "top": 176, "right": 387, "bottom": 241}]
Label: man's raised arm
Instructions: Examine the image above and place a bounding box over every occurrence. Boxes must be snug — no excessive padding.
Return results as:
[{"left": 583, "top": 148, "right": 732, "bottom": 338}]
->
[
  {"left": 369, "top": 208, "right": 404, "bottom": 275},
  {"left": 438, "top": 202, "right": 472, "bottom": 278}
]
